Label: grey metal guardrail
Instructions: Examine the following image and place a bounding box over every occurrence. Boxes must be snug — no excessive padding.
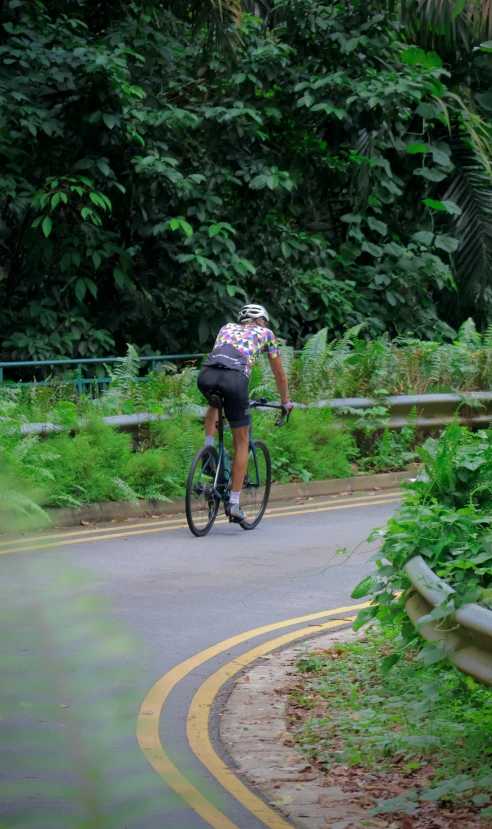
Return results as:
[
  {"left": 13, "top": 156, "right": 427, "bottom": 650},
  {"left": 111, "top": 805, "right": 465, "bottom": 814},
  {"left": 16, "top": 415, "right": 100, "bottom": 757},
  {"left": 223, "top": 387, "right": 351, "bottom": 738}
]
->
[
  {"left": 405, "top": 555, "right": 492, "bottom": 686},
  {"left": 10, "top": 391, "right": 492, "bottom": 436},
  {"left": 307, "top": 391, "right": 492, "bottom": 429}
]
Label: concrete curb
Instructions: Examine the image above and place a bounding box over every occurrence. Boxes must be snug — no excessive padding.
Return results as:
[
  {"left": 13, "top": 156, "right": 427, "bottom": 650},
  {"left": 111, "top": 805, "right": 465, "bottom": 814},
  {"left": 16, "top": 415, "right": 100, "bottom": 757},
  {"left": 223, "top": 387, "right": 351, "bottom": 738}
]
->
[
  {"left": 46, "top": 470, "right": 408, "bottom": 527},
  {"left": 220, "top": 626, "right": 379, "bottom": 829}
]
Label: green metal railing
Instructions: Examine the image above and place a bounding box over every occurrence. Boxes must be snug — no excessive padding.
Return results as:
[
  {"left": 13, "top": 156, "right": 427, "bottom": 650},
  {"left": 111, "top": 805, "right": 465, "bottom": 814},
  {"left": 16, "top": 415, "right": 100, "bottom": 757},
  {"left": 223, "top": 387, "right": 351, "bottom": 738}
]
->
[{"left": 0, "top": 354, "right": 205, "bottom": 396}]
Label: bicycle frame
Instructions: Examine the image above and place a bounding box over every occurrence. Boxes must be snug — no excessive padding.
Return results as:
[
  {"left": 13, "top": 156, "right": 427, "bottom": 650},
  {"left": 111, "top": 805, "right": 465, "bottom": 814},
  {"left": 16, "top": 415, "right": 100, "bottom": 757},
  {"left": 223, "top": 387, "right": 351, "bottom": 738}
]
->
[{"left": 205, "top": 402, "right": 266, "bottom": 502}]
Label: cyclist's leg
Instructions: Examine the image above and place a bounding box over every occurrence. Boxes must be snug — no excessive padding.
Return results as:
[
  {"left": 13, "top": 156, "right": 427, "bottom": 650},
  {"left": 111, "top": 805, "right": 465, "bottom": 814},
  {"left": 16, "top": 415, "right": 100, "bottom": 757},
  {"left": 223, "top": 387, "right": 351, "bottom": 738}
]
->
[
  {"left": 230, "top": 426, "right": 250, "bottom": 494},
  {"left": 222, "top": 371, "right": 250, "bottom": 515},
  {"left": 197, "top": 367, "right": 219, "bottom": 444}
]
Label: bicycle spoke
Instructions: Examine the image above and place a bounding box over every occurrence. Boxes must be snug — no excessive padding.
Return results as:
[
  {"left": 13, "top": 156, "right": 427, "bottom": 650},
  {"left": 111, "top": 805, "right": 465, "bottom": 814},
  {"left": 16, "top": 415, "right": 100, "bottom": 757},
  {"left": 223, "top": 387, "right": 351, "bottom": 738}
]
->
[{"left": 186, "top": 447, "right": 220, "bottom": 537}]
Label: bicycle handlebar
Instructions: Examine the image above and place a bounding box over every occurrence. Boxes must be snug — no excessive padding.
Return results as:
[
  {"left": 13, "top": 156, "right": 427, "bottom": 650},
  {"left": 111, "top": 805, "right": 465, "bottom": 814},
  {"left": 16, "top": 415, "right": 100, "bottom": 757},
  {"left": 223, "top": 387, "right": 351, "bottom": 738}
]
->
[{"left": 249, "top": 398, "right": 292, "bottom": 428}]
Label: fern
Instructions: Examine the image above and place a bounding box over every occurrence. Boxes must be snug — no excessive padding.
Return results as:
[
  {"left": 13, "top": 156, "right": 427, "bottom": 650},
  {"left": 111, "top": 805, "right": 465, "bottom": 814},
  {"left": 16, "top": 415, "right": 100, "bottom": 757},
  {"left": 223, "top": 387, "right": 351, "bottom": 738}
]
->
[
  {"left": 0, "top": 487, "right": 48, "bottom": 520},
  {"left": 457, "top": 318, "right": 481, "bottom": 351},
  {"left": 110, "top": 476, "right": 141, "bottom": 506},
  {"left": 143, "top": 485, "right": 172, "bottom": 503},
  {"left": 300, "top": 328, "right": 329, "bottom": 400},
  {"left": 104, "top": 344, "right": 142, "bottom": 409}
]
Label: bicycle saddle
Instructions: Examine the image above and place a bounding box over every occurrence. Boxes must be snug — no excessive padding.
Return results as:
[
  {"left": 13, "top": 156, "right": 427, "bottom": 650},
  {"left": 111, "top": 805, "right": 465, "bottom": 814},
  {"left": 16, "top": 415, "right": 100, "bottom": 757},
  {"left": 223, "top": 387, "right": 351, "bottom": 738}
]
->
[{"left": 207, "top": 391, "right": 223, "bottom": 409}]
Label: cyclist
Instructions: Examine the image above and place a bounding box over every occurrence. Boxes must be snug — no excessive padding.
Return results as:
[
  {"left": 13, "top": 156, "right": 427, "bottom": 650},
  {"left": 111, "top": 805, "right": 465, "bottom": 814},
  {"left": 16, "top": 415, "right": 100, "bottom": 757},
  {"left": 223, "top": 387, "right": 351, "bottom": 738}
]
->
[{"left": 197, "top": 304, "right": 293, "bottom": 522}]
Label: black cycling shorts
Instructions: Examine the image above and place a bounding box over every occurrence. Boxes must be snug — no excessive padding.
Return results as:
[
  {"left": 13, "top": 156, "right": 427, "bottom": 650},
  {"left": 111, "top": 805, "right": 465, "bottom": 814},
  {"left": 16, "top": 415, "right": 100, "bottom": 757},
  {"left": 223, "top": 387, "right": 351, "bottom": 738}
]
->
[{"left": 197, "top": 366, "right": 250, "bottom": 428}]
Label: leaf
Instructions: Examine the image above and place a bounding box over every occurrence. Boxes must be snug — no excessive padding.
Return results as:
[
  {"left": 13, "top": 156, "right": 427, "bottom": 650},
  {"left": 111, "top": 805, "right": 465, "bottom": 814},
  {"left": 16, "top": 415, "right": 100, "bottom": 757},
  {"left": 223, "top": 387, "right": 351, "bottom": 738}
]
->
[
  {"left": 412, "top": 230, "right": 434, "bottom": 245},
  {"left": 85, "top": 278, "right": 97, "bottom": 299},
  {"left": 443, "top": 200, "right": 462, "bottom": 215},
  {"left": 406, "top": 143, "right": 427, "bottom": 154},
  {"left": 431, "top": 148, "right": 451, "bottom": 166},
  {"left": 384, "top": 241, "right": 405, "bottom": 256},
  {"left": 170, "top": 218, "right": 180, "bottom": 231},
  {"left": 423, "top": 198, "right": 447, "bottom": 211},
  {"left": 414, "top": 167, "right": 448, "bottom": 182},
  {"left": 41, "top": 216, "right": 52, "bottom": 238},
  {"left": 180, "top": 220, "right": 194, "bottom": 237},
  {"left": 361, "top": 241, "right": 383, "bottom": 257},
  {"left": 209, "top": 225, "right": 221, "bottom": 237},
  {"left": 473, "top": 793, "right": 490, "bottom": 805},
  {"left": 452, "top": 0, "right": 467, "bottom": 18},
  {"left": 476, "top": 92, "right": 492, "bottom": 113},
  {"left": 341, "top": 213, "right": 362, "bottom": 224},
  {"left": 96, "top": 159, "right": 111, "bottom": 176},
  {"left": 250, "top": 174, "right": 267, "bottom": 190},
  {"left": 351, "top": 574, "right": 378, "bottom": 600},
  {"left": 417, "top": 644, "right": 446, "bottom": 666},
  {"left": 113, "top": 268, "right": 126, "bottom": 288},
  {"left": 281, "top": 241, "right": 292, "bottom": 258},
  {"left": 345, "top": 37, "right": 360, "bottom": 53},
  {"left": 367, "top": 217, "right": 387, "bottom": 236},
  {"left": 435, "top": 234, "right": 459, "bottom": 253},
  {"left": 380, "top": 654, "right": 400, "bottom": 674},
  {"left": 353, "top": 605, "right": 377, "bottom": 631},
  {"left": 75, "top": 278, "right": 87, "bottom": 302},
  {"left": 92, "top": 252, "right": 101, "bottom": 268},
  {"left": 102, "top": 113, "right": 118, "bottom": 130}
]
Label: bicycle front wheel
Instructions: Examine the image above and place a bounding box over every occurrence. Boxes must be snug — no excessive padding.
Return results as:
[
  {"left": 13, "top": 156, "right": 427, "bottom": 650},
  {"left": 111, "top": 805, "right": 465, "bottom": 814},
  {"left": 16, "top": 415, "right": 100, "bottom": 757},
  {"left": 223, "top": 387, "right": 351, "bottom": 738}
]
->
[
  {"left": 186, "top": 445, "right": 220, "bottom": 537},
  {"left": 240, "top": 439, "right": 271, "bottom": 530}
]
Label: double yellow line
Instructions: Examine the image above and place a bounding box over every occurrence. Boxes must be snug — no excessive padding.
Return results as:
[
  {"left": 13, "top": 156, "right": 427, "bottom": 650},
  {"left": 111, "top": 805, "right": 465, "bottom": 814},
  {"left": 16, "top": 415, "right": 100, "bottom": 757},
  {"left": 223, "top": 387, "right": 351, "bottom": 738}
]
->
[
  {"left": 137, "top": 604, "right": 369, "bottom": 829},
  {"left": 0, "top": 492, "right": 399, "bottom": 556}
]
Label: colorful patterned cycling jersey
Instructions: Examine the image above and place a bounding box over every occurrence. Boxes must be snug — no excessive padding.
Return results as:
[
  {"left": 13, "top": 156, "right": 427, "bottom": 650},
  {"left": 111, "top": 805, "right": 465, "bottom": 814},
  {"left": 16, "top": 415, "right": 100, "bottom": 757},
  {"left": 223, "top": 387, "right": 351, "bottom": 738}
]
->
[{"left": 204, "top": 323, "right": 279, "bottom": 378}]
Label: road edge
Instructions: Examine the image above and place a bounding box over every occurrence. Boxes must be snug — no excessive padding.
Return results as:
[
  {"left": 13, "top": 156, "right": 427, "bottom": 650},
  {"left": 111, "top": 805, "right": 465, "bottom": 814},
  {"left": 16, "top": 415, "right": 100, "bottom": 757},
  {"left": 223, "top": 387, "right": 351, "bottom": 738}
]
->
[
  {"left": 48, "top": 469, "right": 409, "bottom": 526},
  {"left": 219, "top": 627, "right": 375, "bottom": 829}
]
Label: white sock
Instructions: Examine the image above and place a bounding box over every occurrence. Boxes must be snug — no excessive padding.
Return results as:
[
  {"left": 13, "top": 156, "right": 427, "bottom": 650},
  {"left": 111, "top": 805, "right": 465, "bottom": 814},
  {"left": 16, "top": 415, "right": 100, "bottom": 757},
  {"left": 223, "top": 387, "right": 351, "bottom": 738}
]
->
[
  {"left": 205, "top": 435, "right": 214, "bottom": 446},
  {"left": 229, "top": 490, "right": 240, "bottom": 506}
]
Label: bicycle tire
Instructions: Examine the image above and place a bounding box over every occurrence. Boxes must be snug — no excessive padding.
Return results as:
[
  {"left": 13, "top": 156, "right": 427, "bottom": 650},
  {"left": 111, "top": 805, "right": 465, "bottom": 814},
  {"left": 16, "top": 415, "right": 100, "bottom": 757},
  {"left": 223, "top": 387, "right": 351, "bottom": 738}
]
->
[
  {"left": 186, "top": 445, "right": 220, "bottom": 537},
  {"left": 240, "top": 439, "right": 271, "bottom": 530}
]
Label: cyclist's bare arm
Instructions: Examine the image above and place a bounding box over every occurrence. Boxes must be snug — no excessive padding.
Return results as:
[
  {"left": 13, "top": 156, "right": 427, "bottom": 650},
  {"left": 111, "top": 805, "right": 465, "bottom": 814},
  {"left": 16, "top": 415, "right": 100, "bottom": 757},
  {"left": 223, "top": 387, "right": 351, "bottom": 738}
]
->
[{"left": 269, "top": 354, "right": 289, "bottom": 404}]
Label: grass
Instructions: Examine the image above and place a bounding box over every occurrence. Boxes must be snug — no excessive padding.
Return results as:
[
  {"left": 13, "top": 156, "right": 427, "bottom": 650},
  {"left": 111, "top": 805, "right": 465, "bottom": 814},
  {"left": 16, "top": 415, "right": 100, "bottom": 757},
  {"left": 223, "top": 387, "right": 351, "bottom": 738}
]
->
[
  {"left": 0, "top": 408, "right": 358, "bottom": 511},
  {"left": 291, "top": 631, "right": 492, "bottom": 821}
]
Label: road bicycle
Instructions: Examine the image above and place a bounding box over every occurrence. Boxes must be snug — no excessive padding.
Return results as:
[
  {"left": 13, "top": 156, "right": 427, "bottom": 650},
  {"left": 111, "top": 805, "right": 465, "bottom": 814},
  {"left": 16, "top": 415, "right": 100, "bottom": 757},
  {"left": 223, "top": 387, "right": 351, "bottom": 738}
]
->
[{"left": 185, "top": 395, "right": 291, "bottom": 537}]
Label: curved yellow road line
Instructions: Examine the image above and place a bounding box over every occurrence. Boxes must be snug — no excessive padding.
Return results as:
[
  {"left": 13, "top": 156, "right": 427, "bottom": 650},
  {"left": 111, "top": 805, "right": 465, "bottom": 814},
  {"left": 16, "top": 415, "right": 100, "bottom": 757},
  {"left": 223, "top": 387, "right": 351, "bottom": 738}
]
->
[
  {"left": 137, "top": 605, "right": 367, "bottom": 829},
  {"left": 187, "top": 617, "right": 356, "bottom": 829},
  {"left": 0, "top": 495, "right": 398, "bottom": 555}
]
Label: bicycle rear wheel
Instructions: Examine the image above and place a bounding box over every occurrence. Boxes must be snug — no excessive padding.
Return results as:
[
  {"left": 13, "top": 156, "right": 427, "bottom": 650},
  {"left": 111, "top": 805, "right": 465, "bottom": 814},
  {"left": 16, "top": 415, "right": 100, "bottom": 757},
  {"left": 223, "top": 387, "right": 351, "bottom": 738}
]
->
[
  {"left": 186, "top": 446, "right": 220, "bottom": 537},
  {"left": 240, "top": 439, "right": 271, "bottom": 530}
]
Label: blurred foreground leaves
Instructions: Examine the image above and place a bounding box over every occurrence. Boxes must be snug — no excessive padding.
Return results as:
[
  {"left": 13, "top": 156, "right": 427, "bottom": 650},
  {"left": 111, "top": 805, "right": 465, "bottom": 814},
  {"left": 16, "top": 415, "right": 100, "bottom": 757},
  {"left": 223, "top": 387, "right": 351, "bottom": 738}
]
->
[{"left": 0, "top": 484, "right": 166, "bottom": 828}]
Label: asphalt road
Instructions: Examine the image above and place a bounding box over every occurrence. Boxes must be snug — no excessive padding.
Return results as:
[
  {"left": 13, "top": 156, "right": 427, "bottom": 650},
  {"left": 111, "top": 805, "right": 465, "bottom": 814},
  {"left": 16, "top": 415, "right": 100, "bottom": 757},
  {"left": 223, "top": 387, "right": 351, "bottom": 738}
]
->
[{"left": 1, "top": 492, "right": 400, "bottom": 829}]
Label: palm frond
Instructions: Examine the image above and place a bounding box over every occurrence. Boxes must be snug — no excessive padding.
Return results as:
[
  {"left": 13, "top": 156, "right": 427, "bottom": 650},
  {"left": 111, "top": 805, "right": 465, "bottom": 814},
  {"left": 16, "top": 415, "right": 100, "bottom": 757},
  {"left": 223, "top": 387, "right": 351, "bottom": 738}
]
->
[
  {"left": 398, "top": 0, "right": 492, "bottom": 52},
  {"left": 442, "top": 140, "right": 492, "bottom": 319}
]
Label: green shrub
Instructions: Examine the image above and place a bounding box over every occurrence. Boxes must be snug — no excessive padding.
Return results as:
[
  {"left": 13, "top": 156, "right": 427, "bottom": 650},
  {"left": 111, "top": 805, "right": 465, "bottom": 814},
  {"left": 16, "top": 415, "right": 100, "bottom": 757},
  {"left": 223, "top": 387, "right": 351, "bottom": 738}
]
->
[{"left": 254, "top": 407, "right": 356, "bottom": 483}]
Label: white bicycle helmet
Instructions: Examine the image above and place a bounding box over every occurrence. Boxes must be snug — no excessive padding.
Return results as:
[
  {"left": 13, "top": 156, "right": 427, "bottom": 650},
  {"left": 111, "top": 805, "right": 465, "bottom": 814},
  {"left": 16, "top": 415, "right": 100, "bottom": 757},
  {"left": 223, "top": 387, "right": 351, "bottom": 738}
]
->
[{"left": 238, "top": 304, "right": 270, "bottom": 324}]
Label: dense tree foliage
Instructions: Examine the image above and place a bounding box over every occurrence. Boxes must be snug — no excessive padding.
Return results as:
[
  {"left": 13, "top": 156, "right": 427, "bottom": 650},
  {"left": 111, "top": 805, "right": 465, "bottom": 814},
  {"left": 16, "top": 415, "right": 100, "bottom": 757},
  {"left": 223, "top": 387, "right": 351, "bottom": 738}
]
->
[{"left": 1, "top": 0, "right": 492, "bottom": 361}]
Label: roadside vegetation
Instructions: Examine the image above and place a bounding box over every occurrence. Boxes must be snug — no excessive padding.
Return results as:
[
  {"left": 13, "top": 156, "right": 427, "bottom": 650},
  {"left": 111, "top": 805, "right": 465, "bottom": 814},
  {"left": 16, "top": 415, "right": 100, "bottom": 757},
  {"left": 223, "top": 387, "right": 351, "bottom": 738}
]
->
[
  {"left": 289, "top": 632, "right": 492, "bottom": 825},
  {"left": 5, "top": 320, "right": 492, "bottom": 515}
]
